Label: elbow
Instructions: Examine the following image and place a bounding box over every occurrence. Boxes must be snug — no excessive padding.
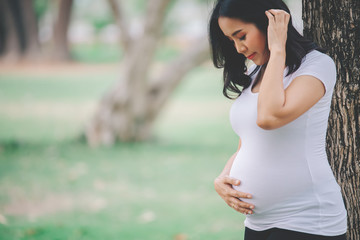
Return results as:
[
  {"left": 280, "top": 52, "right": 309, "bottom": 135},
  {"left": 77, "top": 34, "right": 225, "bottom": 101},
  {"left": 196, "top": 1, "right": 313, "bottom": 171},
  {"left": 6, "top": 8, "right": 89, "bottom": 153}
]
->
[{"left": 256, "top": 115, "right": 279, "bottom": 130}]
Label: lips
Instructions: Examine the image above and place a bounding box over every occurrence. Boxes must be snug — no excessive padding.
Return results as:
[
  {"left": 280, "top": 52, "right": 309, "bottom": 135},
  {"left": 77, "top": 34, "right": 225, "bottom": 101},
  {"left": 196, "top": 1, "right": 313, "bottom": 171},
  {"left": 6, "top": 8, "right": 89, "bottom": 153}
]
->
[{"left": 247, "top": 53, "right": 256, "bottom": 60}]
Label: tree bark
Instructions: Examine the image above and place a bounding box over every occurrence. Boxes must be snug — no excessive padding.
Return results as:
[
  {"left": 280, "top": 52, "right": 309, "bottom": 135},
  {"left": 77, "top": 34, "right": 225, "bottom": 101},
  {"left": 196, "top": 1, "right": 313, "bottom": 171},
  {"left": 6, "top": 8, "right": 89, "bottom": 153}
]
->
[
  {"left": 107, "top": 0, "right": 132, "bottom": 53},
  {"left": 147, "top": 40, "right": 210, "bottom": 121},
  {"left": 0, "top": 0, "right": 7, "bottom": 55},
  {"left": 51, "top": 0, "right": 73, "bottom": 61},
  {"left": 0, "top": 0, "right": 72, "bottom": 62},
  {"left": 0, "top": 0, "right": 24, "bottom": 62},
  {"left": 21, "top": 0, "right": 41, "bottom": 60},
  {"left": 0, "top": 0, "right": 41, "bottom": 62},
  {"left": 85, "top": 1, "right": 211, "bottom": 146},
  {"left": 303, "top": 1, "right": 360, "bottom": 239}
]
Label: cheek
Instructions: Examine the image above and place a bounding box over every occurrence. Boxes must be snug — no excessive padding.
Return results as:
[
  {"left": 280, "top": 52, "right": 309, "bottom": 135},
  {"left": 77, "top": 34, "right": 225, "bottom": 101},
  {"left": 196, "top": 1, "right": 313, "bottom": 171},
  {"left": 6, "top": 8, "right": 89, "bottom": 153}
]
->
[{"left": 254, "top": 33, "right": 267, "bottom": 52}]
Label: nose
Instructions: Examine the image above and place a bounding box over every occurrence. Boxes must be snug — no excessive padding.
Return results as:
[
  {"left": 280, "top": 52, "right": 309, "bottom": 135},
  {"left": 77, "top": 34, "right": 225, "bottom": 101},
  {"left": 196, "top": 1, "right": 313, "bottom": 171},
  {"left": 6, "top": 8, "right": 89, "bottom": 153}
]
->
[{"left": 234, "top": 42, "right": 247, "bottom": 54}]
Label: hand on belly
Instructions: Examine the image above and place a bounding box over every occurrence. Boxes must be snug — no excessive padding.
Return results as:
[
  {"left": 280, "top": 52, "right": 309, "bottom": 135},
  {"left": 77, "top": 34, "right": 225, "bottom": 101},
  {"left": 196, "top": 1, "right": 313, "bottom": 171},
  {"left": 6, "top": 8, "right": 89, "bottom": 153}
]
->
[
  {"left": 214, "top": 175, "right": 255, "bottom": 215},
  {"left": 230, "top": 171, "right": 308, "bottom": 214}
]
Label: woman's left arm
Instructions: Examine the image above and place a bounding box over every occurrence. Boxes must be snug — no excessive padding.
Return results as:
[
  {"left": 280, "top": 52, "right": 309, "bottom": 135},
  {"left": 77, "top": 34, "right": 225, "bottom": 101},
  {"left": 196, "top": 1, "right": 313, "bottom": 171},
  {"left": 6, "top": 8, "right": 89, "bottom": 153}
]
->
[{"left": 257, "top": 10, "right": 325, "bottom": 130}]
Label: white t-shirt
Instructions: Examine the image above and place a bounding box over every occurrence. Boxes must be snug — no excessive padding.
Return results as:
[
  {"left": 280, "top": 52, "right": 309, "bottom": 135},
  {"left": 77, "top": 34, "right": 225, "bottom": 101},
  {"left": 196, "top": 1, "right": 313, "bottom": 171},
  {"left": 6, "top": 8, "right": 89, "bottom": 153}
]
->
[{"left": 229, "top": 50, "right": 347, "bottom": 236}]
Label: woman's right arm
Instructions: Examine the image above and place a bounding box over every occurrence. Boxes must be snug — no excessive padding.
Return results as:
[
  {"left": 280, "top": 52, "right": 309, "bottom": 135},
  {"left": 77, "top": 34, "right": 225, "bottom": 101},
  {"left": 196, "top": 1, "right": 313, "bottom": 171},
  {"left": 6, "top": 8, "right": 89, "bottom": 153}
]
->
[{"left": 214, "top": 139, "right": 254, "bottom": 215}]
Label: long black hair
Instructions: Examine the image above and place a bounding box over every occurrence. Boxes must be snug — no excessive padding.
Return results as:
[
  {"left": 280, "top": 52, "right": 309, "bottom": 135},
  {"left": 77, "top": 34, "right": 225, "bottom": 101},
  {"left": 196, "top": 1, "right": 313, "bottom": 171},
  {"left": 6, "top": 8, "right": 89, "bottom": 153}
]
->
[{"left": 209, "top": 0, "right": 322, "bottom": 99}]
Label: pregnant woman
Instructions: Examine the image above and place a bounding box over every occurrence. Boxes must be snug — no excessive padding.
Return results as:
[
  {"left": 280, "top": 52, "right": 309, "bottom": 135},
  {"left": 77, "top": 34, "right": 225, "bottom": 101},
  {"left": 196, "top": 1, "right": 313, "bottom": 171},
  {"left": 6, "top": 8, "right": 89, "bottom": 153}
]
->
[{"left": 208, "top": 0, "right": 347, "bottom": 239}]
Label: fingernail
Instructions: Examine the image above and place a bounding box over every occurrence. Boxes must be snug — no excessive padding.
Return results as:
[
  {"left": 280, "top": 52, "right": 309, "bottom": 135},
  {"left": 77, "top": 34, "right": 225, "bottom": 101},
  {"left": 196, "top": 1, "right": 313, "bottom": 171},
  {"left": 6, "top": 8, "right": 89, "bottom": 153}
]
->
[
  {"left": 250, "top": 206, "right": 254, "bottom": 209},
  {"left": 247, "top": 211, "right": 252, "bottom": 214},
  {"left": 247, "top": 194, "right": 252, "bottom": 198}
]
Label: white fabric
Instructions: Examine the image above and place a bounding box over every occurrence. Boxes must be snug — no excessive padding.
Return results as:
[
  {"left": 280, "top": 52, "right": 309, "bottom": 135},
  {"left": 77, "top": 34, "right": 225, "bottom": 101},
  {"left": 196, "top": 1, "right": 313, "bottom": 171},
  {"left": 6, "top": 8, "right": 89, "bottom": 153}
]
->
[{"left": 229, "top": 50, "right": 347, "bottom": 236}]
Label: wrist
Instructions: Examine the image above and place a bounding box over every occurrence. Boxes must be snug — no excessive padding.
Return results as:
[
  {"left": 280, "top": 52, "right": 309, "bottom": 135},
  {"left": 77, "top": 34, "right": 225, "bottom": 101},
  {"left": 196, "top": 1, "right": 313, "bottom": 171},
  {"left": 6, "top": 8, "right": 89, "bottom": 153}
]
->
[
  {"left": 269, "top": 49, "right": 286, "bottom": 65},
  {"left": 270, "top": 48, "right": 286, "bottom": 58},
  {"left": 219, "top": 172, "right": 229, "bottom": 178}
]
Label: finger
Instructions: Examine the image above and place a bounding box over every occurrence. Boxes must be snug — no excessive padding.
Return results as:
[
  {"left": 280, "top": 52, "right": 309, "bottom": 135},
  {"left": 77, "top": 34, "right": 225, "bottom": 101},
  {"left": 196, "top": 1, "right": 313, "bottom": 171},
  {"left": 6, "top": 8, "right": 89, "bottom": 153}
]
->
[
  {"left": 265, "top": 10, "right": 275, "bottom": 21},
  {"left": 285, "top": 12, "right": 291, "bottom": 25},
  {"left": 230, "top": 189, "right": 253, "bottom": 199},
  {"left": 281, "top": 12, "right": 290, "bottom": 23},
  {"left": 224, "top": 176, "right": 241, "bottom": 186},
  {"left": 232, "top": 197, "right": 255, "bottom": 210},
  {"left": 267, "top": 9, "right": 282, "bottom": 20},
  {"left": 235, "top": 206, "right": 253, "bottom": 215},
  {"left": 267, "top": 9, "right": 288, "bottom": 16},
  {"left": 267, "top": 9, "right": 290, "bottom": 23},
  {"left": 238, "top": 207, "right": 253, "bottom": 215},
  {"left": 229, "top": 201, "right": 254, "bottom": 215},
  {"left": 265, "top": 11, "right": 275, "bottom": 26}
]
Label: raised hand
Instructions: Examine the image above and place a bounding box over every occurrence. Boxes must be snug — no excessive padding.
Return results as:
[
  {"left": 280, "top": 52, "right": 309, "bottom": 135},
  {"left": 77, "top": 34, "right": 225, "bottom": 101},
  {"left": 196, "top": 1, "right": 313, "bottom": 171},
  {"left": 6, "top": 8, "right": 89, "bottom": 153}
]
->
[{"left": 265, "top": 9, "right": 290, "bottom": 54}]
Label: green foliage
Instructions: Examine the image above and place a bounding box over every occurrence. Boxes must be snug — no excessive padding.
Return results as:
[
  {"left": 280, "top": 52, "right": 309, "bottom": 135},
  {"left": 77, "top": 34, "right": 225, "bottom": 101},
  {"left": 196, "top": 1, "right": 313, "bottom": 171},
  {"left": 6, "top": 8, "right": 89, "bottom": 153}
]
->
[
  {"left": 34, "top": 0, "right": 49, "bottom": 20},
  {"left": 92, "top": 17, "right": 113, "bottom": 33},
  {"left": 132, "top": 0, "right": 147, "bottom": 13}
]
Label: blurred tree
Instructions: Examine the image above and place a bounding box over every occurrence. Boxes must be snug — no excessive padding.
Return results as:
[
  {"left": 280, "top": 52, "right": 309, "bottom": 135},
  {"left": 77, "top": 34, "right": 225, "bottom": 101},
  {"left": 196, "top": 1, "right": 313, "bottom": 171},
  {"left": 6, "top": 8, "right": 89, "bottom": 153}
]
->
[
  {"left": 85, "top": 0, "right": 210, "bottom": 145},
  {"left": 50, "top": 0, "right": 74, "bottom": 61},
  {"left": 303, "top": 0, "right": 360, "bottom": 239},
  {"left": 22, "top": 0, "right": 41, "bottom": 59},
  {"left": 0, "top": 0, "right": 39, "bottom": 61},
  {"left": 0, "top": 0, "right": 73, "bottom": 62}
]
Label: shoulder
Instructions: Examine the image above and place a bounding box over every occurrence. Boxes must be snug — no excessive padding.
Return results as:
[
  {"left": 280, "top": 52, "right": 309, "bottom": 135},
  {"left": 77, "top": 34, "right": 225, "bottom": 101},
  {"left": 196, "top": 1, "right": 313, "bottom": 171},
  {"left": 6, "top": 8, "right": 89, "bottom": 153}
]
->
[
  {"left": 297, "top": 50, "right": 336, "bottom": 74},
  {"left": 291, "top": 50, "right": 337, "bottom": 95},
  {"left": 301, "top": 50, "right": 335, "bottom": 67}
]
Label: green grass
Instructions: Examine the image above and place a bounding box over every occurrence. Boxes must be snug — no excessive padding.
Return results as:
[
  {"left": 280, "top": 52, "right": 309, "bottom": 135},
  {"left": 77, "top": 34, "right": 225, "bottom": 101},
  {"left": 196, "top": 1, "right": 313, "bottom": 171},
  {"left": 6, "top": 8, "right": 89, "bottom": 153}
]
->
[
  {"left": 71, "top": 43, "right": 123, "bottom": 63},
  {"left": 0, "top": 63, "right": 245, "bottom": 239}
]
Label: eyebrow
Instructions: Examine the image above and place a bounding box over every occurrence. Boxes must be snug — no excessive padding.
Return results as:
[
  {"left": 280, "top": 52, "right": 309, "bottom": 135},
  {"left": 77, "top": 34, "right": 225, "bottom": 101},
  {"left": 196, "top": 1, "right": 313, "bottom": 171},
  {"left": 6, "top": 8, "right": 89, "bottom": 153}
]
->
[{"left": 231, "top": 29, "right": 242, "bottom": 37}]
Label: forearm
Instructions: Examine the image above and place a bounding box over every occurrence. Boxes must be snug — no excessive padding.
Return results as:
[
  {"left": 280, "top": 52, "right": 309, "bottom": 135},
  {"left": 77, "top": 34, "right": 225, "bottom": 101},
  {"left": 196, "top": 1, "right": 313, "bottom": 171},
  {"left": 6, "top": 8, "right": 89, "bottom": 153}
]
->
[
  {"left": 257, "top": 51, "right": 287, "bottom": 126},
  {"left": 219, "top": 151, "right": 238, "bottom": 176}
]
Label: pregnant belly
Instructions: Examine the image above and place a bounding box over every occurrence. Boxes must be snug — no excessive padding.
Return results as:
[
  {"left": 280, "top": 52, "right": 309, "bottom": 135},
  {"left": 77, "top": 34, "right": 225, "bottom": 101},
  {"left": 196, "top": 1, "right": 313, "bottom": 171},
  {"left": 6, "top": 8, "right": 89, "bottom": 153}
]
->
[{"left": 229, "top": 150, "right": 312, "bottom": 214}]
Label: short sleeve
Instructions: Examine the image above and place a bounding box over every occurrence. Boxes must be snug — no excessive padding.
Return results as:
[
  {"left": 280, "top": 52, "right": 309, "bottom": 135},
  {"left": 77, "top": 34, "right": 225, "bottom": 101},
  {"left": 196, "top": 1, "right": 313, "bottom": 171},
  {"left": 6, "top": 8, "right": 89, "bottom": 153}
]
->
[{"left": 290, "top": 51, "right": 337, "bottom": 96}]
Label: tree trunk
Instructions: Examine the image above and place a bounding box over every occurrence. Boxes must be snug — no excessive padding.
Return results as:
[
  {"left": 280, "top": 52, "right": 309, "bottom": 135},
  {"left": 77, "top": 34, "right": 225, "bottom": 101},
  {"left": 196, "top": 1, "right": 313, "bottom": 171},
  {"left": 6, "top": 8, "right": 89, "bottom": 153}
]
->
[
  {"left": 0, "top": 0, "right": 40, "bottom": 62},
  {"left": 0, "top": 0, "right": 72, "bottom": 62},
  {"left": 303, "top": 1, "right": 360, "bottom": 239},
  {"left": 0, "top": 0, "right": 24, "bottom": 62},
  {"left": 0, "top": 0, "right": 7, "bottom": 55},
  {"left": 21, "top": 0, "right": 41, "bottom": 60},
  {"left": 51, "top": 0, "right": 73, "bottom": 61},
  {"left": 85, "top": 1, "right": 211, "bottom": 146},
  {"left": 107, "top": 0, "right": 132, "bottom": 53}
]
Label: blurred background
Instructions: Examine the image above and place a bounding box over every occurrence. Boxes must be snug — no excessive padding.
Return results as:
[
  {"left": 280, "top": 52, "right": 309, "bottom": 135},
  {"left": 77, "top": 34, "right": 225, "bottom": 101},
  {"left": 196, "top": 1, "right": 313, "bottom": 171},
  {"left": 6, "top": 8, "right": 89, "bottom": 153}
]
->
[{"left": 0, "top": 0, "right": 300, "bottom": 239}]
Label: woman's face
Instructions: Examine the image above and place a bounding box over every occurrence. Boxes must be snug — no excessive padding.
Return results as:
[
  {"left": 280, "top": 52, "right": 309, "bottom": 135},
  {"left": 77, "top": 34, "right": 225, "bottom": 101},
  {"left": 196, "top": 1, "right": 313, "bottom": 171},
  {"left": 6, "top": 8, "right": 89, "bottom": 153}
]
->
[{"left": 218, "top": 17, "right": 270, "bottom": 66}]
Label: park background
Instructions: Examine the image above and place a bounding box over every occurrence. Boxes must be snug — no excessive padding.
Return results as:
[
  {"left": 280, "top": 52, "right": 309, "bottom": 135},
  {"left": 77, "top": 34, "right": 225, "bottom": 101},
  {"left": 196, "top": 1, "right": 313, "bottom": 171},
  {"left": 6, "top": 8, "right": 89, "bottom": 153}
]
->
[{"left": 0, "top": 0, "right": 303, "bottom": 239}]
